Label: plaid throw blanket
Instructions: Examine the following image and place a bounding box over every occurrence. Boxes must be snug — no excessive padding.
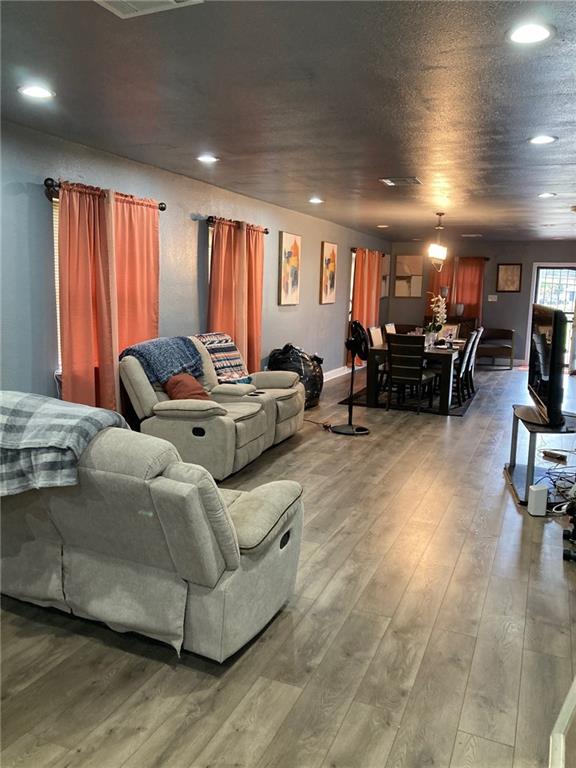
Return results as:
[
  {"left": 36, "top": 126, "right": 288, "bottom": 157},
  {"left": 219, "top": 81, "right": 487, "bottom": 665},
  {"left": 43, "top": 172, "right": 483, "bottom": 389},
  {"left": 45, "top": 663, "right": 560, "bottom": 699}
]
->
[
  {"left": 120, "top": 336, "right": 203, "bottom": 384},
  {"left": 0, "top": 391, "right": 128, "bottom": 497},
  {"left": 195, "top": 333, "right": 251, "bottom": 383}
]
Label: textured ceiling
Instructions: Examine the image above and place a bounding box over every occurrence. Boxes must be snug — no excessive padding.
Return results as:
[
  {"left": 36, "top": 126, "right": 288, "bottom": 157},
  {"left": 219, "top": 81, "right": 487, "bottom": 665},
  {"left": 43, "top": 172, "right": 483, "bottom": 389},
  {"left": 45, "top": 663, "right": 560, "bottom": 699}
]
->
[{"left": 2, "top": 0, "right": 576, "bottom": 241}]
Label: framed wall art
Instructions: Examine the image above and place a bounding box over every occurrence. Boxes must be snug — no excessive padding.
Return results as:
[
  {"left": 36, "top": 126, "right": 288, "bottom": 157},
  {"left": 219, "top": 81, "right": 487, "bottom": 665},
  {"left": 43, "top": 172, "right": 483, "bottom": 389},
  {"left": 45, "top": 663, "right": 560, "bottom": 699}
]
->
[
  {"left": 394, "top": 253, "right": 424, "bottom": 297},
  {"left": 279, "top": 232, "right": 301, "bottom": 305},
  {"left": 381, "top": 253, "right": 391, "bottom": 297},
  {"left": 497, "top": 263, "right": 522, "bottom": 292},
  {"left": 320, "top": 241, "right": 337, "bottom": 304}
]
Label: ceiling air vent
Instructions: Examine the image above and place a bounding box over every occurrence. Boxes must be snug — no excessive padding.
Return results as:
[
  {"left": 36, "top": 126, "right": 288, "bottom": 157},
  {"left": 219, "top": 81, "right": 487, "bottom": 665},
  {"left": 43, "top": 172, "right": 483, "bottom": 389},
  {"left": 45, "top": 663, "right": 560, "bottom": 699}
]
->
[
  {"left": 95, "top": 0, "right": 204, "bottom": 19},
  {"left": 378, "top": 177, "right": 423, "bottom": 187}
]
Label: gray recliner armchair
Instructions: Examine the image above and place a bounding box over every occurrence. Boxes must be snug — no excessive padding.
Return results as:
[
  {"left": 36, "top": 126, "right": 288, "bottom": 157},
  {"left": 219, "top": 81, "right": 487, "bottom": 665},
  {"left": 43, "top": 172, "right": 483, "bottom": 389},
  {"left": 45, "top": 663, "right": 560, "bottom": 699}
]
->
[
  {"left": 1, "top": 428, "right": 303, "bottom": 661},
  {"left": 119, "top": 356, "right": 269, "bottom": 480}
]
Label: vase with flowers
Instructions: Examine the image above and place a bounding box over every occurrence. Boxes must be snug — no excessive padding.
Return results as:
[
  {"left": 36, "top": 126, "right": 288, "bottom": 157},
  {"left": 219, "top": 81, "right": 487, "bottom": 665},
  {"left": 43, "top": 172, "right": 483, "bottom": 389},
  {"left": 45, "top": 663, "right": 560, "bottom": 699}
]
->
[{"left": 425, "top": 293, "right": 447, "bottom": 346}]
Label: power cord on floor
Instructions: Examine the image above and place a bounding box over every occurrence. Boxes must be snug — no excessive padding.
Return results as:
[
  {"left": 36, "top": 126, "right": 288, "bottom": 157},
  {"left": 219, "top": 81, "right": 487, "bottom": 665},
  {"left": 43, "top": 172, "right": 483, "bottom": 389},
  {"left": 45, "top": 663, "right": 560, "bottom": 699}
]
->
[{"left": 304, "top": 418, "right": 332, "bottom": 430}]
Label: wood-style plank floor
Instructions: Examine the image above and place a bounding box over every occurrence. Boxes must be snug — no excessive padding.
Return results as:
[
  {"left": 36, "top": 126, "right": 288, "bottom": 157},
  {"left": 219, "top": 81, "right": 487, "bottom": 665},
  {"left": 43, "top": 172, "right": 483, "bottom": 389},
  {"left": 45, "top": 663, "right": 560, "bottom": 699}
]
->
[{"left": 2, "top": 369, "right": 576, "bottom": 768}]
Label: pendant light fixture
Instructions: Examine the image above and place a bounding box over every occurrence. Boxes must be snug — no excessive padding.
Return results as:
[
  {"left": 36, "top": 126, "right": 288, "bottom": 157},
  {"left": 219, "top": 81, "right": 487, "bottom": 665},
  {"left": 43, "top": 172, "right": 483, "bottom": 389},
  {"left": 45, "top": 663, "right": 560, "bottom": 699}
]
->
[{"left": 427, "top": 212, "right": 448, "bottom": 272}]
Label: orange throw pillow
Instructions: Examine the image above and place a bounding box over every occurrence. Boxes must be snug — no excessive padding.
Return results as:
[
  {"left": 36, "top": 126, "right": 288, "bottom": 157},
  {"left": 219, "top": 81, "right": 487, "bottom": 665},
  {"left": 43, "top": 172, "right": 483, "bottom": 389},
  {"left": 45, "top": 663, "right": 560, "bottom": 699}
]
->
[{"left": 164, "top": 373, "right": 210, "bottom": 401}]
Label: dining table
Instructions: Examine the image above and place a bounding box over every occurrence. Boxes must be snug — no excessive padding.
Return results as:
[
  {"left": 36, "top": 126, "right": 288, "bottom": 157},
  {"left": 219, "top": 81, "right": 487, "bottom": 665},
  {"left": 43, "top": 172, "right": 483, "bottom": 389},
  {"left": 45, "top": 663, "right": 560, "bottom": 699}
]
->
[{"left": 366, "top": 343, "right": 461, "bottom": 415}]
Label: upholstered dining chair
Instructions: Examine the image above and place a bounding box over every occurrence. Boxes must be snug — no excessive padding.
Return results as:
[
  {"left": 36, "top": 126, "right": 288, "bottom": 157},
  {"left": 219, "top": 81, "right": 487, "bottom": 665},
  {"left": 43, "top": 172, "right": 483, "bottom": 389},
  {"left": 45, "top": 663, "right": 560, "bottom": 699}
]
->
[
  {"left": 368, "top": 326, "right": 383, "bottom": 346},
  {"left": 368, "top": 326, "right": 387, "bottom": 396},
  {"left": 453, "top": 330, "right": 478, "bottom": 406},
  {"left": 386, "top": 334, "right": 436, "bottom": 415},
  {"left": 437, "top": 323, "right": 460, "bottom": 341},
  {"left": 467, "top": 326, "right": 484, "bottom": 394}
]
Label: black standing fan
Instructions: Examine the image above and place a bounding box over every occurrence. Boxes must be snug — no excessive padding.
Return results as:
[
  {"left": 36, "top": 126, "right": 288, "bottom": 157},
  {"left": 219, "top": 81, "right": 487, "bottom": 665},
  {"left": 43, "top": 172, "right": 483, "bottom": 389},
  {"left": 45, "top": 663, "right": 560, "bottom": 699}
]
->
[{"left": 331, "top": 321, "right": 370, "bottom": 436}]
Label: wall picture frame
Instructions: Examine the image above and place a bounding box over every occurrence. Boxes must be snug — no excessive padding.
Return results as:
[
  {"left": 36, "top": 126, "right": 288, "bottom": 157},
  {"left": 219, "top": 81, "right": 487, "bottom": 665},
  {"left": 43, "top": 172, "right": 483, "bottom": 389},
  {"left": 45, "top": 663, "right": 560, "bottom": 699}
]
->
[
  {"left": 381, "top": 253, "right": 391, "bottom": 298},
  {"left": 497, "top": 263, "right": 522, "bottom": 293},
  {"left": 279, "top": 232, "right": 301, "bottom": 305},
  {"left": 394, "top": 253, "right": 424, "bottom": 297},
  {"left": 320, "top": 241, "right": 337, "bottom": 304}
]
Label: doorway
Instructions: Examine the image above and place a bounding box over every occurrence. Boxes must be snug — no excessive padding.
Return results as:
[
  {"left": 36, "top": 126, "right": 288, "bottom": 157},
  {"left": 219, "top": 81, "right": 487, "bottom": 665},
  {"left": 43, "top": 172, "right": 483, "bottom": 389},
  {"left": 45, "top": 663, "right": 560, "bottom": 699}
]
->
[{"left": 531, "top": 265, "right": 576, "bottom": 369}]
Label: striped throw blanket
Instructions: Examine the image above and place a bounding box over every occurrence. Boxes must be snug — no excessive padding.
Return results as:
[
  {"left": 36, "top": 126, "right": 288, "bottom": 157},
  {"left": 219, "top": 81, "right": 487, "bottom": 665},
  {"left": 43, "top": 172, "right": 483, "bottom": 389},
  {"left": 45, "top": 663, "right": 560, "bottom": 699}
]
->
[
  {"left": 195, "top": 333, "right": 251, "bottom": 383},
  {"left": 120, "top": 336, "right": 203, "bottom": 384},
  {"left": 0, "top": 391, "right": 128, "bottom": 497}
]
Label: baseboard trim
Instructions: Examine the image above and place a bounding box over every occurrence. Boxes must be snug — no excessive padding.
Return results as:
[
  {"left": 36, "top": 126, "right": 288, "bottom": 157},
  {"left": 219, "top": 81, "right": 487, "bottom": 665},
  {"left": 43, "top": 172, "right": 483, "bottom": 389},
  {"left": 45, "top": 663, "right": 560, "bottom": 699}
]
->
[
  {"left": 324, "top": 364, "right": 365, "bottom": 381},
  {"left": 323, "top": 366, "right": 349, "bottom": 382}
]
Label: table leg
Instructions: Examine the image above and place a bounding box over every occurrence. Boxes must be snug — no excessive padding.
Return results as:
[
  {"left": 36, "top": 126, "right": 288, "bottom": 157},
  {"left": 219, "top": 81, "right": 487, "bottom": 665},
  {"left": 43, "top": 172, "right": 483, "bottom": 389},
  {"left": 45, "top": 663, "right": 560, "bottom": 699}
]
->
[
  {"left": 509, "top": 413, "right": 519, "bottom": 470},
  {"left": 525, "top": 432, "right": 537, "bottom": 502},
  {"left": 438, "top": 355, "right": 455, "bottom": 415},
  {"left": 366, "top": 352, "right": 379, "bottom": 408}
]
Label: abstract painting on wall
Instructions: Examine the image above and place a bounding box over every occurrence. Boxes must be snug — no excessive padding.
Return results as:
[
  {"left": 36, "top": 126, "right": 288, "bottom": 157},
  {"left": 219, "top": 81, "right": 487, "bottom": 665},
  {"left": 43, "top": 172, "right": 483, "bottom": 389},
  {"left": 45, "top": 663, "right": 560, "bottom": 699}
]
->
[
  {"left": 320, "top": 241, "right": 337, "bottom": 304},
  {"left": 279, "top": 232, "right": 301, "bottom": 305}
]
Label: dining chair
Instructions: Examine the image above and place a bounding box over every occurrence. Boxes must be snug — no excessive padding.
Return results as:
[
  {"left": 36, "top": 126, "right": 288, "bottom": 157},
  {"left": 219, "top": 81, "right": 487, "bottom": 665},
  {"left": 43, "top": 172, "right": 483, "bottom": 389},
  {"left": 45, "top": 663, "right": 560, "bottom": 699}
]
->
[
  {"left": 438, "top": 323, "right": 460, "bottom": 341},
  {"left": 453, "top": 330, "right": 478, "bottom": 406},
  {"left": 368, "top": 326, "right": 384, "bottom": 346},
  {"left": 368, "top": 326, "right": 387, "bottom": 394},
  {"left": 386, "top": 334, "right": 436, "bottom": 415},
  {"left": 467, "top": 326, "right": 484, "bottom": 394}
]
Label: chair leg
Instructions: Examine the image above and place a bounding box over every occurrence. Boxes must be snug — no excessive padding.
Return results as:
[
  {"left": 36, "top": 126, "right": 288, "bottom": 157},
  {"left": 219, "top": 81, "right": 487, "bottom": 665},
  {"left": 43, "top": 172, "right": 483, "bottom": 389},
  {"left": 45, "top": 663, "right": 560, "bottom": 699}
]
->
[
  {"left": 387, "top": 380, "right": 392, "bottom": 411},
  {"left": 469, "top": 371, "right": 475, "bottom": 394},
  {"left": 417, "top": 383, "right": 422, "bottom": 415},
  {"left": 428, "top": 381, "right": 434, "bottom": 408},
  {"left": 456, "top": 377, "right": 462, "bottom": 407}
]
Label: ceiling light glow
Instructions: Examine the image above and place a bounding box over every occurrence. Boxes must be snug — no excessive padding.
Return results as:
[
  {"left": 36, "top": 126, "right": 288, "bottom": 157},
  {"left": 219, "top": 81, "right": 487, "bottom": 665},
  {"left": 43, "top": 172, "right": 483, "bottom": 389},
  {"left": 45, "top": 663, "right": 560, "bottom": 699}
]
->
[
  {"left": 309, "top": 196, "right": 324, "bottom": 204},
  {"left": 461, "top": 233, "right": 483, "bottom": 238},
  {"left": 538, "top": 192, "right": 557, "bottom": 198},
  {"left": 197, "top": 153, "right": 219, "bottom": 164},
  {"left": 18, "top": 84, "right": 55, "bottom": 99},
  {"left": 509, "top": 23, "right": 552, "bottom": 44},
  {"left": 529, "top": 135, "right": 558, "bottom": 145},
  {"left": 378, "top": 178, "right": 396, "bottom": 186},
  {"left": 376, "top": 224, "right": 389, "bottom": 229}
]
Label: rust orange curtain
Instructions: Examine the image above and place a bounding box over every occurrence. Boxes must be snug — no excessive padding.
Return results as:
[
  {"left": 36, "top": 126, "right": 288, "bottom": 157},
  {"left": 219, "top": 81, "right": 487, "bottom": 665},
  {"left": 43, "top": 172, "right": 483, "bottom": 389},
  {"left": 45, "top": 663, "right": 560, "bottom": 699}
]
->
[
  {"left": 454, "top": 257, "right": 485, "bottom": 321},
  {"left": 59, "top": 183, "right": 118, "bottom": 409},
  {"left": 428, "top": 256, "right": 455, "bottom": 305},
  {"left": 351, "top": 248, "right": 382, "bottom": 330},
  {"left": 59, "top": 183, "right": 159, "bottom": 410},
  {"left": 114, "top": 193, "right": 159, "bottom": 349},
  {"left": 208, "top": 219, "right": 264, "bottom": 371}
]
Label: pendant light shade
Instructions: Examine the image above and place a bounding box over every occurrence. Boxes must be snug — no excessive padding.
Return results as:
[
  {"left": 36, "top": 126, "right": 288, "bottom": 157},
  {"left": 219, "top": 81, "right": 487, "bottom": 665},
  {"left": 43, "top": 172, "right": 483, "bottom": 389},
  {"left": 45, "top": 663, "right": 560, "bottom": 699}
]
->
[{"left": 428, "top": 212, "right": 448, "bottom": 272}]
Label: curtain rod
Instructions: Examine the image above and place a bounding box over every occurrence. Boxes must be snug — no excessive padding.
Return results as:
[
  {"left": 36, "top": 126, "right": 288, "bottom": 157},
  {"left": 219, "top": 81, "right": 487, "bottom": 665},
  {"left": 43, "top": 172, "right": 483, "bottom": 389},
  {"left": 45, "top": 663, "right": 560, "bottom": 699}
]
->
[
  {"left": 206, "top": 215, "right": 269, "bottom": 235},
  {"left": 43, "top": 178, "right": 167, "bottom": 211}
]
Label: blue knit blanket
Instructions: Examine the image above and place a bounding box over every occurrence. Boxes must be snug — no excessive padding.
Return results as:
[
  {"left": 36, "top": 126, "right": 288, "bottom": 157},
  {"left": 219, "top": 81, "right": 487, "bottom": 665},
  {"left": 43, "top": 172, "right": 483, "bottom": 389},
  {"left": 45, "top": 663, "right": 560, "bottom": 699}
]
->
[
  {"left": 0, "top": 391, "right": 128, "bottom": 496},
  {"left": 120, "top": 336, "right": 203, "bottom": 384}
]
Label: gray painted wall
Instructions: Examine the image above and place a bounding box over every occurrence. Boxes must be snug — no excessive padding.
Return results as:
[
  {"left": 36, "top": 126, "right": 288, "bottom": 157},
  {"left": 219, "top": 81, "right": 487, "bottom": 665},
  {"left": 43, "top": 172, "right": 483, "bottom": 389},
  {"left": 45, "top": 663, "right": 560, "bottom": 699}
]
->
[
  {"left": 383, "top": 240, "right": 576, "bottom": 359},
  {"left": 1, "top": 121, "right": 387, "bottom": 395}
]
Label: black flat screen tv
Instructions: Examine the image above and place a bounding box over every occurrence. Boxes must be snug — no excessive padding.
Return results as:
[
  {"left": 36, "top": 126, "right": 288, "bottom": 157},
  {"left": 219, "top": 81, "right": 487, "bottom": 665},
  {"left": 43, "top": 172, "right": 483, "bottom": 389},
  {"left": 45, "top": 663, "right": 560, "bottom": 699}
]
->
[{"left": 528, "top": 304, "right": 567, "bottom": 427}]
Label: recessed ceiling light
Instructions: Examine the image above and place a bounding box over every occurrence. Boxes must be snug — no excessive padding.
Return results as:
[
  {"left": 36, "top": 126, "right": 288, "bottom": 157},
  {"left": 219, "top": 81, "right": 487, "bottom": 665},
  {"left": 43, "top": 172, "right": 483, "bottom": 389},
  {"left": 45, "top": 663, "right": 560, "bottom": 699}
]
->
[
  {"left": 379, "top": 178, "right": 396, "bottom": 187},
  {"left": 197, "top": 153, "right": 219, "bottom": 164},
  {"left": 529, "top": 135, "right": 558, "bottom": 145},
  {"left": 412, "top": 238, "right": 422, "bottom": 242},
  {"left": 376, "top": 224, "right": 389, "bottom": 229},
  {"left": 509, "top": 22, "right": 553, "bottom": 44},
  {"left": 461, "top": 233, "right": 483, "bottom": 238},
  {"left": 309, "top": 196, "right": 324, "bottom": 204},
  {"left": 538, "top": 192, "right": 557, "bottom": 198},
  {"left": 18, "top": 84, "right": 55, "bottom": 99}
]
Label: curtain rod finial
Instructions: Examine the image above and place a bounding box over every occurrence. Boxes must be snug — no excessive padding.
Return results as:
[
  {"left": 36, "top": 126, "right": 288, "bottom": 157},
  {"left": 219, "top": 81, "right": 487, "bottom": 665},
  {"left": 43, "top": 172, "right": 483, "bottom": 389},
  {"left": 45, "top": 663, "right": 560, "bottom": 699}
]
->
[{"left": 159, "top": 202, "right": 167, "bottom": 212}]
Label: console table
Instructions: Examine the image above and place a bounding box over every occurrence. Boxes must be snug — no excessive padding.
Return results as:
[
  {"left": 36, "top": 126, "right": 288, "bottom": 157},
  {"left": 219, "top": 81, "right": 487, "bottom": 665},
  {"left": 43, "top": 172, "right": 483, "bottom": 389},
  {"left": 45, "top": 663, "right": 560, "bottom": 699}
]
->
[{"left": 504, "top": 404, "right": 576, "bottom": 506}]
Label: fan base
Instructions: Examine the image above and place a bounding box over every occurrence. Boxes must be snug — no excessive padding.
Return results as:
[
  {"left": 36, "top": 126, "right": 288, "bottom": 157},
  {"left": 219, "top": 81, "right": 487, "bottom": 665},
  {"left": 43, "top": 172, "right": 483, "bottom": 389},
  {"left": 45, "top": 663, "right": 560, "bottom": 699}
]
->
[{"left": 330, "top": 424, "right": 370, "bottom": 436}]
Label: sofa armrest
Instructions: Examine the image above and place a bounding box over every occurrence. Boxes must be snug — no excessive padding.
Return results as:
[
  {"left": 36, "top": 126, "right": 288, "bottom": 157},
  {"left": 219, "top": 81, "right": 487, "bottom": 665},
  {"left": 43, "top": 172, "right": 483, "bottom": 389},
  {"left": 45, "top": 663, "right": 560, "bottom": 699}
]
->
[
  {"left": 152, "top": 400, "right": 227, "bottom": 420},
  {"left": 210, "top": 383, "right": 257, "bottom": 398},
  {"left": 250, "top": 371, "right": 300, "bottom": 389},
  {"left": 227, "top": 480, "right": 303, "bottom": 555}
]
